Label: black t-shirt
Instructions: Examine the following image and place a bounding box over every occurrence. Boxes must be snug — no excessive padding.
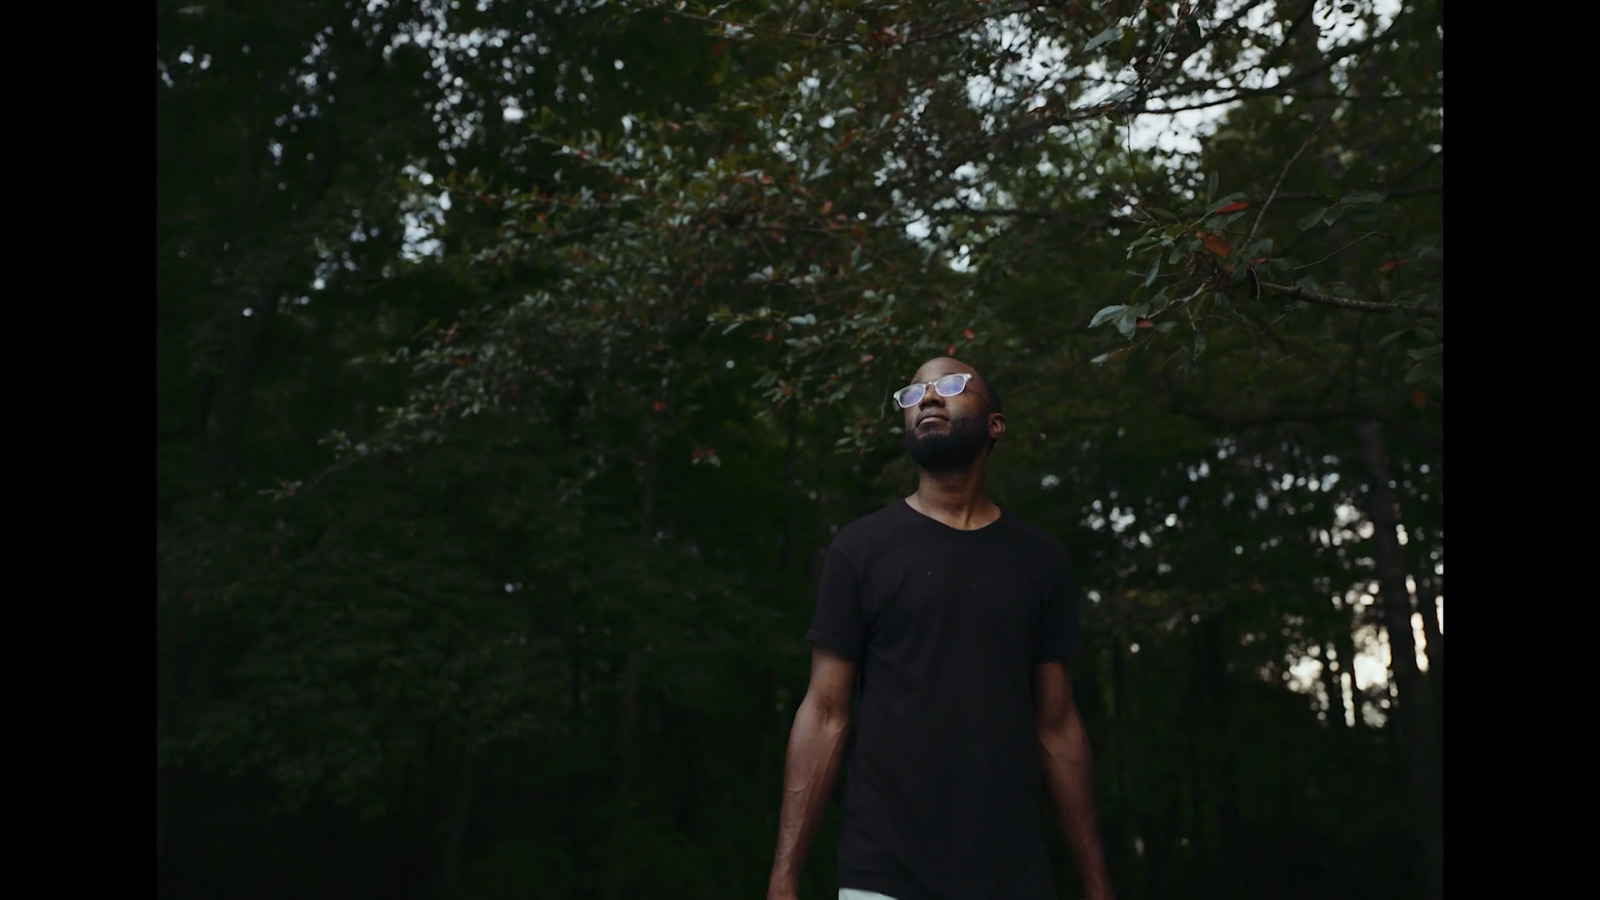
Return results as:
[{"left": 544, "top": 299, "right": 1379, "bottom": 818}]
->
[{"left": 806, "top": 499, "right": 1083, "bottom": 900}]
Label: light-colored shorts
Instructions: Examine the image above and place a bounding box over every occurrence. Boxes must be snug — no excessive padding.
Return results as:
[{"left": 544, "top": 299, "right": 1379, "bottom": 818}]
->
[{"left": 839, "top": 890, "right": 897, "bottom": 900}]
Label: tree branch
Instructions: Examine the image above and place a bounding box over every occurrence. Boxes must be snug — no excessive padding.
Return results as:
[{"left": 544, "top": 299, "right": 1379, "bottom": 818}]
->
[
  {"left": 1251, "top": 109, "right": 1334, "bottom": 241},
  {"left": 1258, "top": 280, "right": 1440, "bottom": 318}
]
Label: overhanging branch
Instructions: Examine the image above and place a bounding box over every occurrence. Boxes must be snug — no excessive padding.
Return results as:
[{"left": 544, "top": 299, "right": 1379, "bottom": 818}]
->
[{"left": 1259, "top": 280, "right": 1441, "bottom": 319}]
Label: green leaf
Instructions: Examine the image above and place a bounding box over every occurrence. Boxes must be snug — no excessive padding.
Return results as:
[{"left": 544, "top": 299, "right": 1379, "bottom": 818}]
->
[
  {"left": 1209, "top": 211, "right": 1246, "bottom": 230},
  {"left": 1090, "top": 352, "right": 1113, "bottom": 365},
  {"left": 1191, "top": 331, "right": 1207, "bottom": 360},
  {"left": 1117, "top": 29, "right": 1139, "bottom": 62},
  {"left": 1206, "top": 171, "right": 1218, "bottom": 205},
  {"left": 1377, "top": 328, "right": 1409, "bottom": 347},
  {"left": 1084, "top": 26, "right": 1120, "bottom": 52},
  {"left": 1089, "top": 304, "right": 1129, "bottom": 328},
  {"left": 1142, "top": 256, "right": 1161, "bottom": 287},
  {"left": 1115, "top": 311, "right": 1138, "bottom": 340},
  {"left": 1298, "top": 208, "right": 1326, "bottom": 231},
  {"left": 1155, "top": 321, "right": 1177, "bottom": 334}
]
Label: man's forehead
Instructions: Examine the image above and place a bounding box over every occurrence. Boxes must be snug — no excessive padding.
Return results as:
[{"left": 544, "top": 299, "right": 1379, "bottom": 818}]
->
[{"left": 911, "top": 357, "right": 973, "bottom": 380}]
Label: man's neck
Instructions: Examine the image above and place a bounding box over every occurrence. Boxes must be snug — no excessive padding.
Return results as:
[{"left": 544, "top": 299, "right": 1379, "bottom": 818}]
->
[{"left": 908, "top": 463, "right": 999, "bottom": 531}]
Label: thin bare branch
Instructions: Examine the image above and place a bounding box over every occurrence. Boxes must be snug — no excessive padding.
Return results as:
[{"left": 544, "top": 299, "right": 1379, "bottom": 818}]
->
[
  {"left": 1259, "top": 280, "right": 1440, "bottom": 318},
  {"left": 1251, "top": 109, "right": 1334, "bottom": 242}
]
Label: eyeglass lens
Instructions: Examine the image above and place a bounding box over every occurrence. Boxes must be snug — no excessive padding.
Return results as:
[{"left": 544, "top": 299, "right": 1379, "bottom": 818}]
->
[{"left": 896, "top": 374, "right": 967, "bottom": 408}]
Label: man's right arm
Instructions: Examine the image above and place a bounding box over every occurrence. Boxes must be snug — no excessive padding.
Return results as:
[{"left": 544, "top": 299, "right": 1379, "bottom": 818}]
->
[{"left": 767, "top": 645, "right": 857, "bottom": 900}]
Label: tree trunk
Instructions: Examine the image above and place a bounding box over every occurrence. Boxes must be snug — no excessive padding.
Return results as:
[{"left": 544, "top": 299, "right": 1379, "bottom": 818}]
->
[
  {"left": 202, "top": 121, "right": 344, "bottom": 485},
  {"left": 1107, "top": 642, "right": 1133, "bottom": 890},
  {"left": 1417, "top": 575, "right": 1443, "bottom": 692},
  {"left": 1356, "top": 420, "right": 1442, "bottom": 900},
  {"left": 204, "top": 291, "right": 279, "bottom": 482},
  {"left": 602, "top": 649, "right": 644, "bottom": 900},
  {"left": 438, "top": 751, "right": 478, "bottom": 900},
  {"left": 777, "top": 398, "right": 801, "bottom": 574},
  {"left": 1319, "top": 640, "right": 1348, "bottom": 727},
  {"left": 1416, "top": 574, "right": 1444, "bottom": 748},
  {"left": 602, "top": 399, "right": 661, "bottom": 900},
  {"left": 1332, "top": 596, "right": 1364, "bottom": 728},
  {"left": 759, "top": 401, "right": 804, "bottom": 807}
]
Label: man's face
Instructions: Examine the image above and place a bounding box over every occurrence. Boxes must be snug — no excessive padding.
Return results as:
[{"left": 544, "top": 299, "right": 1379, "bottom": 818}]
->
[{"left": 900, "top": 358, "right": 1000, "bottom": 471}]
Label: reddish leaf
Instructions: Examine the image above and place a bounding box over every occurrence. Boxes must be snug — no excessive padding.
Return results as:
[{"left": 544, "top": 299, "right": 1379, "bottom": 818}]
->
[
  {"left": 946, "top": 343, "right": 956, "bottom": 354},
  {"left": 821, "top": 200, "right": 833, "bottom": 215},
  {"left": 1411, "top": 390, "right": 1427, "bottom": 411},
  {"left": 1214, "top": 200, "right": 1250, "bottom": 213},
  {"left": 1198, "top": 231, "right": 1232, "bottom": 257},
  {"left": 1135, "top": 318, "right": 1153, "bottom": 330},
  {"left": 859, "top": 354, "right": 875, "bottom": 365},
  {"left": 962, "top": 328, "right": 975, "bottom": 339},
  {"left": 837, "top": 129, "right": 856, "bottom": 151},
  {"left": 710, "top": 41, "right": 729, "bottom": 57},
  {"left": 1380, "top": 258, "right": 1412, "bottom": 272},
  {"left": 653, "top": 400, "right": 664, "bottom": 412}
]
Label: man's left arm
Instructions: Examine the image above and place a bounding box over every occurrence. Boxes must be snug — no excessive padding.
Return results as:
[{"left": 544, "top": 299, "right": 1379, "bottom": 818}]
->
[{"left": 1036, "top": 660, "right": 1113, "bottom": 900}]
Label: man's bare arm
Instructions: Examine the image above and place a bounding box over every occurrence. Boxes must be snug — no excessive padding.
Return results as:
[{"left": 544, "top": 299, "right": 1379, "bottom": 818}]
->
[
  {"left": 1036, "top": 660, "right": 1114, "bottom": 900},
  {"left": 767, "top": 646, "right": 857, "bottom": 900}
]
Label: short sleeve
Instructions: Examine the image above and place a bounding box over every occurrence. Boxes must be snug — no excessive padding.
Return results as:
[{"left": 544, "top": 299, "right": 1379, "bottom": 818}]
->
[
  {"left": 1035, "top": 543, "right": 1083, "bottom": 665},
  {"left": 806, "top": 542, "right": 866, "bottom": 661}
]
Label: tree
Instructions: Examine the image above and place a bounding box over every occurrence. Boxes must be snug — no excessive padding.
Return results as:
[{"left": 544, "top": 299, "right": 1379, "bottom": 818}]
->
[{"left": 158, "top": 1, "right": 1442, "bottom": 896}]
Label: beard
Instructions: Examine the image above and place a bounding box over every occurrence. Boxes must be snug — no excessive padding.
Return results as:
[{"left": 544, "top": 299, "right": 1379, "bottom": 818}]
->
[{"left": 904, "top": 413, "right": 990, "bottom": 471}]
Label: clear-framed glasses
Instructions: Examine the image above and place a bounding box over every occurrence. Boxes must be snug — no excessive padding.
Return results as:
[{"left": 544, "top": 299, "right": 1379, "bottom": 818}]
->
[{"left": 892, "top": 372, "right": 973, "bottom": 409}]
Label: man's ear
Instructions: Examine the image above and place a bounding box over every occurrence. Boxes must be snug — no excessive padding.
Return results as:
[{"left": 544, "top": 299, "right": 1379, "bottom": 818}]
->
[{"left": 988, "top": 412, "right": 1007, "bottom": 441}]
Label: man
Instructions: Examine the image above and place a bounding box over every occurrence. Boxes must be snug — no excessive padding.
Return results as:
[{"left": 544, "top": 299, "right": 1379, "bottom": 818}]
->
[{"left": 766, "top": 357, "right": 1113, "bottom": 900}]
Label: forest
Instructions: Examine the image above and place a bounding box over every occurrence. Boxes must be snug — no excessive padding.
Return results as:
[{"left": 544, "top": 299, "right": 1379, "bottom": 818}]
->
[{"left": 155, "top": 1, "right": 1444, "bottom": 897}]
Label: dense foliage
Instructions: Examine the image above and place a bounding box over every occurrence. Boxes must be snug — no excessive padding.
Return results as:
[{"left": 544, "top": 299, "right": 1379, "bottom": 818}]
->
[{"left": 157, "top": 1, "right": 1442, "bottom": 898}]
